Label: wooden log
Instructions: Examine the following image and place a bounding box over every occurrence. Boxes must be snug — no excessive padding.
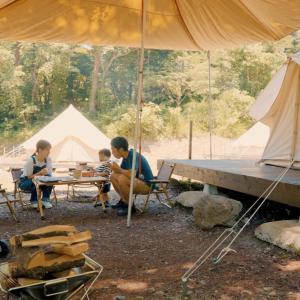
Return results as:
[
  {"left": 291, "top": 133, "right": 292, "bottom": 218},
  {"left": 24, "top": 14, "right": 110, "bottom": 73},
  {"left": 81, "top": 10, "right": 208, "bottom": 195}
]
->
[
  {"left": 11, "top": 254, "right": 85, "bottom": 279},
  {"left": 10, "top": 225, "right": 78, "bottom": 251},
  {"left": 21, "top": 231, "right": 92, "bottom": 248},
  {"left": 51, "top": 242, "right": 89, "bottom": 257},
  {"left": 52, "top": 269, "right": 77, "bottom": 278},
  {"left": 16, "top": 247, "right": 45, "bottom": 270},
  {"left": 17, "top": 278, "right": 43, "bottom": 286},
  {"left": 21, "top": 225, "right": 77, "bottom": 241},
  {"left": 10, "top": 235, "right": 24, "bottom": 248}
]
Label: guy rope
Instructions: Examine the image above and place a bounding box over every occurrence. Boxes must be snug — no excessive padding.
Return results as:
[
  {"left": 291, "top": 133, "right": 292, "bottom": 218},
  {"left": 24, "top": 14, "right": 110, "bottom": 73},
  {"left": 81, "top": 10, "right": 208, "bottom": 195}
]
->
[{"left": 181, "top": 159, "right": 294, "bottom": 283}]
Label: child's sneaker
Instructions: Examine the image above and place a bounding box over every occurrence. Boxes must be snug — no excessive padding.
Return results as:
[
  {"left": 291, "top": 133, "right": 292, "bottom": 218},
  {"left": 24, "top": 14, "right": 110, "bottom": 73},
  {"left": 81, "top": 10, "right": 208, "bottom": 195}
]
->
[
  {"left": 31, "top": 202, "right": 38, "bottom": 209},
  {"left": 94, "top": 201, "right": 110, "bottom": 208},
  {"left": 42, "top": 199, "right": 53, "bottom": 209}
]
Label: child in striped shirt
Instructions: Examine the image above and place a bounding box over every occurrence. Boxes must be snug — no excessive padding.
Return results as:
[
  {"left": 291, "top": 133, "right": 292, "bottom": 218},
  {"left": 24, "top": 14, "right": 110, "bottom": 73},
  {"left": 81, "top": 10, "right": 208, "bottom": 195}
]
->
[{"left": 95, "top": 149, "right": 111, "bottom": 206}]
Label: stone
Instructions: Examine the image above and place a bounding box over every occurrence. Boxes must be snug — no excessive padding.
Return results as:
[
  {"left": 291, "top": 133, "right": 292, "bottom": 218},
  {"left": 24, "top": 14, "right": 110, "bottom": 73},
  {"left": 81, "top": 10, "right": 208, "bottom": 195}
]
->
[
  {"left": 192, "top": 193, "right": 242, "bottom": 229},
  {"left": 175, "top": 191, "right": 203, "bottom": 208},
  {"left": 241, "top": 290, "right": 252, "bottom": 296},
  {"left": 146, "top": 287, "right": 156, "bottom": 294},
  {"left": 155, "top": 291, "right": 165, "bottom": 296},
  {"left": 115, "top": 296, "right": 125, "bottom": 300},
  {"left": 255, "top": 220, "right": 300, "bottom": 254}
]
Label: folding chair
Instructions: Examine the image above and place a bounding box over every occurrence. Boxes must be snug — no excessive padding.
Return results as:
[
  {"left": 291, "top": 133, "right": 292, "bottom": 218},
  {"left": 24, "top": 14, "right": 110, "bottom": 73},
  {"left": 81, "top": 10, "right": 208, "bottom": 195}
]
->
[
  {"left": 138, "top": 161, "right": 175, "bottom": 213},
  {"left": 11, "top": 168, "right": 27, "bottom": 209},
  {"left": 0, "top": 184, "right": 18, "bottom": 222},
  {"left": 11, "top": 168, "right": 58, "bottom": 207}
]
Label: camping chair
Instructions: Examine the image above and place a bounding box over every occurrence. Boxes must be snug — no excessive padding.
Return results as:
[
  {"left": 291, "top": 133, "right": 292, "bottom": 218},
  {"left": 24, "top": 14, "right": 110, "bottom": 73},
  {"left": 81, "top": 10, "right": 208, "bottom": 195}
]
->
[
  {"left": 0, "top": 184, "right": 18, "bottom": 222},
  {"left": 11, "top": 168, "right": 58, "bottom": 207},
  {"left": 137, "top": 161, "right": 175, "bottom": 213},
  {"left": 11, "top": 168, "right": 27, "bottom": 209}
]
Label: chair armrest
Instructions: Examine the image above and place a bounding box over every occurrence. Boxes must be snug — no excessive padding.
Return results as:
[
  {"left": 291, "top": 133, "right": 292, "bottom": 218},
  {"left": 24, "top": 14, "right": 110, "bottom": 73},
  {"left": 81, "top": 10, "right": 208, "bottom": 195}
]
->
[{"left": 146, "top": 179, "right": 170, "bottom": 184}]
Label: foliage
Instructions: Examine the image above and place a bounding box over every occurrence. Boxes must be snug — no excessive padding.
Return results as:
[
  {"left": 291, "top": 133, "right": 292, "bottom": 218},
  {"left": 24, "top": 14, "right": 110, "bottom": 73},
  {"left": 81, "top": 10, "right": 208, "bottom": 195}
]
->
[
  {"left": 0, "top": 30, "right": 299, "bottom": 150},
  {"left": 213, "top": 89, "right": 255, "bottom": 138},
  {"left": 105, "top": 103, "right": 164, "bottom": 141}
]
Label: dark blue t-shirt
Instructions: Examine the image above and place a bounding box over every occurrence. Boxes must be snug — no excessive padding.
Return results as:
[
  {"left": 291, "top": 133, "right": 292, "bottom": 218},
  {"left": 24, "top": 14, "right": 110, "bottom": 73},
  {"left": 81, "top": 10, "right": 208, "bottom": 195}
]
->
[{"left": 120, "top": 149, "right": 154, "bottom": 182}]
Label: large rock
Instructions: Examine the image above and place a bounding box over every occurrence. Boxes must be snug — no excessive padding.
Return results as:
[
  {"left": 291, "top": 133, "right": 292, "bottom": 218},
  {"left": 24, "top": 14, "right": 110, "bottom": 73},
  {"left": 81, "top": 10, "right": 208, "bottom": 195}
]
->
[
  {"left": 193, "top": 195, "right": 242, "bottom": 229},
  {"left": 255, "top": 220, "right": 300, "bottom": 254},
  {"left": 175, "top": 191, "right": 203, "bottom": 208}
]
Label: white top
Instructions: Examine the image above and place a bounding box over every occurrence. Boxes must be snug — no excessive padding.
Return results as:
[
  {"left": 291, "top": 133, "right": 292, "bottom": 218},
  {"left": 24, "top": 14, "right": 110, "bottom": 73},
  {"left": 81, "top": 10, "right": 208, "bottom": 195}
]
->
[
  {"left": 95, "top": 160, "right": 111, "bottom": 178},
  {"left": 22, "top": 156, "right": 53, "bottom": 177}
]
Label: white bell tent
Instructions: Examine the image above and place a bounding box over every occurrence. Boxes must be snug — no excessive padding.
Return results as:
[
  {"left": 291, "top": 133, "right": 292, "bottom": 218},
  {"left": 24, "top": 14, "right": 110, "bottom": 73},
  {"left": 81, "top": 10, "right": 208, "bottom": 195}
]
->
[
  {"left": 20, "top": 104, "right": 110, "bottom": 162},
  {"left": 234, "top": 122, "right": 270, "bottom": 148},
  {"left": 250, "top": 52, "right": 300, "bottom": 168}
]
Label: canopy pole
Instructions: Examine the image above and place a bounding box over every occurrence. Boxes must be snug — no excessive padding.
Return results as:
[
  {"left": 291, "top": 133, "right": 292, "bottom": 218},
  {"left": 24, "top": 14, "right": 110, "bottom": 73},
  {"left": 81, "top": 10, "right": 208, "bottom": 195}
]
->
[
  {"left": 208, "top": 51, "right": 213, "bottom": 160},
  {"left": 188, "top": 120, "right": 193, "bottom": 160},
  {"left": 127, "top": 0, "right": 147, "bottom": 227}
]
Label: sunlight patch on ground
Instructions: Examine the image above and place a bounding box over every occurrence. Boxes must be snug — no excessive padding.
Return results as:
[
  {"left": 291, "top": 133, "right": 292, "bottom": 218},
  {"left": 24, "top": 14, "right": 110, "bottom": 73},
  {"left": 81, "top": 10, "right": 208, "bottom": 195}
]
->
[
  {"left": 145, "top": 268, "right": 158, "bottom": 274},
  {"left": 276, "top": 261, "right": 300, "bottom": 272},
  {"left": 116, "top": 279, "right": 148, "bottom": 292},
  {"left": 92, "top": 278, "right": 148, "bottom": 292},
  {"left": 181, "top": 262, "right": 194, "bottom": 269},
  {"left": 287, "top": 292, "right": 300, "bottom": 300}
]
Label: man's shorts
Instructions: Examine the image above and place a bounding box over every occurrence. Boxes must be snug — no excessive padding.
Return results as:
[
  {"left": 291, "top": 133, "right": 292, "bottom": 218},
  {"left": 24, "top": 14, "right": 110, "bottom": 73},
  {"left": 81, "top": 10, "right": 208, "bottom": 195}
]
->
[{"left": 102, "top": 183, "right": 111, "bottom": 193}]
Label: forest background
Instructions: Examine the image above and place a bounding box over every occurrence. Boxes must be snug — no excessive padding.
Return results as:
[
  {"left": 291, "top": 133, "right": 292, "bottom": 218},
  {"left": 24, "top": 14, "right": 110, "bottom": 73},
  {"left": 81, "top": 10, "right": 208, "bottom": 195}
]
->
[{"left": 0, "top": 30, "right": 299, "bottom": 152}]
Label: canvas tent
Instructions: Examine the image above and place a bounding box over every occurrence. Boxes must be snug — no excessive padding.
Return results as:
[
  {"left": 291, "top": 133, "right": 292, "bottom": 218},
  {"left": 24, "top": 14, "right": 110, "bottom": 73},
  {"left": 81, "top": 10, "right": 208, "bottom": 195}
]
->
[
  {"left": 250, "top": 52, "right": 300, "bottom": 168},
  {"left": 234, "top": 122, "right": 270, "bottom": 148},
  {"left": 19, "top": 105, "right": 110, "bottom": 163},
  {"left": 0, "top": 1, "right": 300, "bottom": 51}
]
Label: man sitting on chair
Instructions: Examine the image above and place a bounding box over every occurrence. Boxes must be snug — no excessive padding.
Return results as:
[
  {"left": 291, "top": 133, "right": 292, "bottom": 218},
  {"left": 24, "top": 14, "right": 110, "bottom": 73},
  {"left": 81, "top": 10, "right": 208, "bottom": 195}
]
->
[{"left": 110, "top": 136, "right": 154, "bottom": 216}]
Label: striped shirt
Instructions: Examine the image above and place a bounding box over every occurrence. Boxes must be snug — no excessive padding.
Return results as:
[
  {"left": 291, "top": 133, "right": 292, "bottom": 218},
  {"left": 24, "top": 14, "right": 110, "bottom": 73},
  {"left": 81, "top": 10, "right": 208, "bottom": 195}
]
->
[{"left": 95, "top": 161, "right": 111, "bottom": 178}]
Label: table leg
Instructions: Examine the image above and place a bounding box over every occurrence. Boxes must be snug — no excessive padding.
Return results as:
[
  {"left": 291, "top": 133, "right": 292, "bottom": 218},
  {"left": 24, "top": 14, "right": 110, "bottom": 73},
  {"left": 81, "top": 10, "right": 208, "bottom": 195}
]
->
[{"left": 36, "top": 184, "right": 45, "bottom": 220}]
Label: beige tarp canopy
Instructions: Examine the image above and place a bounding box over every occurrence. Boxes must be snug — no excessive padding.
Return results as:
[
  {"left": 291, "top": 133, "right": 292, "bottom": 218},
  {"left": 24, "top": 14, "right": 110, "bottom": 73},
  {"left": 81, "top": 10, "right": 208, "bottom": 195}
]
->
[
  {"left": 0, "top": 0, "right": 300, "bottom": 50},
  {"left": 250, "top": 52, "right": 300, "bottom": 168}
]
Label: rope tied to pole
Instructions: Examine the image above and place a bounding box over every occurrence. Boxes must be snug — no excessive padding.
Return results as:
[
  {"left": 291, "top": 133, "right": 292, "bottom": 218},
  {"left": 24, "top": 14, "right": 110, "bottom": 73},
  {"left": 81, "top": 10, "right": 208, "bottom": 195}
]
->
[{"left": 181, "top": 160, "right": 294, "bottom": 282}]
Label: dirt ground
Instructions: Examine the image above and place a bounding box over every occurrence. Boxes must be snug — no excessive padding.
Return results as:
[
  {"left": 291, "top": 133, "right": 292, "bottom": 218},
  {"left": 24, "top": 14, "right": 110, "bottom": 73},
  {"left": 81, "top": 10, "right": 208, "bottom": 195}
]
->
[{"left": 0, "top": 186, "right": 299, "bottom": 300}]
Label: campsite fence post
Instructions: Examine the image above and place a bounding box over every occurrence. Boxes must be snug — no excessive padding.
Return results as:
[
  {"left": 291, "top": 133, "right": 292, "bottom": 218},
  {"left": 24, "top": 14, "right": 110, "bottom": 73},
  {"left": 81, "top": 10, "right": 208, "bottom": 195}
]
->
[
  {"left": 127, "top": 0, "right": 147, "bottom": 227},
  {"left": 189, "top": 120, "right": 193, "bottom": 160},
  {"left": 208, "top": 51, "right": 213, "bottom": 160}
]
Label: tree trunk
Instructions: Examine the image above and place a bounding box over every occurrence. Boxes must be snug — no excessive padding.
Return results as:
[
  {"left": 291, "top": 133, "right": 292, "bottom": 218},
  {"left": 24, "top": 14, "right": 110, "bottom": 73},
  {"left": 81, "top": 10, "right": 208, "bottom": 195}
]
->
[
  {"left": 31, "top": 67, "right": 39, "bottom": 104},
  {"left": 89, "top": 47, "right": 102, "bottom": 113},
  {"left": 14, "top": 42, "right": 21, "bottom": 66}
]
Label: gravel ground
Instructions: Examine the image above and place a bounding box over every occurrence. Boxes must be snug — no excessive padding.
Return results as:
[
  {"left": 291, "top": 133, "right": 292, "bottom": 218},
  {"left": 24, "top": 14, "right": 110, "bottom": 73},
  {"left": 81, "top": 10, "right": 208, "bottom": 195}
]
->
[{"left": 0, "top": 186, "right": 299, "bottom": 300}]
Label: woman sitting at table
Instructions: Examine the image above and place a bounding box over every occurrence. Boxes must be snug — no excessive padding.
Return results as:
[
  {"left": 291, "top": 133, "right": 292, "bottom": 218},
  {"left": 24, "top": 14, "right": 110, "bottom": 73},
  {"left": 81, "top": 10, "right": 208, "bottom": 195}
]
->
[{"left": 19, "top": 139, "right": 53, "bottom": 209}]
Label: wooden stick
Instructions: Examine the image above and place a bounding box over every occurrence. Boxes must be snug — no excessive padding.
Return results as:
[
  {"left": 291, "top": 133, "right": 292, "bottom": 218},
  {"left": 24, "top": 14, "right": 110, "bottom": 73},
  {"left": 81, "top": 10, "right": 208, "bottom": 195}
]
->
[
  {"left": 22, "top": 231, "right": 92, "bottom": 248},
  {"left": 51, "top": 242, "right": 89, "bottom": 257}
]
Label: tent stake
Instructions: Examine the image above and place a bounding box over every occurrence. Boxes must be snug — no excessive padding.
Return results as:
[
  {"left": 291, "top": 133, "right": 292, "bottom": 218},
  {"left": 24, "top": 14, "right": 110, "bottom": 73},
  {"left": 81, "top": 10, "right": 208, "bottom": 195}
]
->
[{"left": 127, "top": 0, "right": 147, "bottom": 227}]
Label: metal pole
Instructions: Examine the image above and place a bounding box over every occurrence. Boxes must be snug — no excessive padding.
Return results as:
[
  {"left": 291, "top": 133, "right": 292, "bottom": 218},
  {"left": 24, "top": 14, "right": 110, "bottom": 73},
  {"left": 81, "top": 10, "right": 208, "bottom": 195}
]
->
[
  {"left": 188, "top": 120, "right": 193, "bottom": 160},
  {"left": 127, "top": 0, "right": 146, "bottom": 227},
  {"left": 208, "top": 51, "right": 213, "bottom": 160}
]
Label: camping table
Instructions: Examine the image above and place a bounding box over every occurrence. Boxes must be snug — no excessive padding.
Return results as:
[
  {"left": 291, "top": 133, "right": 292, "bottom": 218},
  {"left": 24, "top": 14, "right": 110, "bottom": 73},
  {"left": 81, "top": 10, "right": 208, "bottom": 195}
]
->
[{"left": 33, "top": 176, "right": 108, "bottom": 219}]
